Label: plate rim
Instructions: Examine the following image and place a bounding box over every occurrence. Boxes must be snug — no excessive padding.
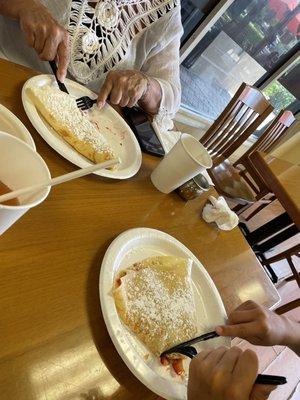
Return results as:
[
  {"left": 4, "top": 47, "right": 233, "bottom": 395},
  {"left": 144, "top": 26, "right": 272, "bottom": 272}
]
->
[
  {"left": 0, "top": 103, "right": 36, "bottom": 150},
  {"left": 99, "top": 227, "right": 229, "bottom": 400},
  {"left": 21, "top": 75, "right": 142, "bottom": 179}
]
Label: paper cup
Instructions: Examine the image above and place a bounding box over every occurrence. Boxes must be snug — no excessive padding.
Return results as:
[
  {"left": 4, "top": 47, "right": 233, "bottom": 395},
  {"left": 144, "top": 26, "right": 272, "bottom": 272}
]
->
[
  {"left": 151, "top": 133, "right": 212, "bottom": 193},
  {"left": 0, "top": 131, "right": 51, "bottom": 235}
]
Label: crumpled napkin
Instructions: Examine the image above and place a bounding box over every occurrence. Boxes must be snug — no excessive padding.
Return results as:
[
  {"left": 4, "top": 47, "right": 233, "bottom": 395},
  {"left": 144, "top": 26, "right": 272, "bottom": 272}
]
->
[
  {"left": 202, "top": 196, "right": 239, "bottom": 231},
  {"left": 152, "top": 117, "right": 214, "bottom": 186}
]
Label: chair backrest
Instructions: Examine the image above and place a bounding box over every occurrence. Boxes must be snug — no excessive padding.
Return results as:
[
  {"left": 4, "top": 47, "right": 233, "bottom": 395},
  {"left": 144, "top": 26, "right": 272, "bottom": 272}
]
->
[
  {"left": 245, "top": 110, "right": 295, "bottom": 157},
  {"left": 200, "top": 83, "right": 274, "bottom": 164}
]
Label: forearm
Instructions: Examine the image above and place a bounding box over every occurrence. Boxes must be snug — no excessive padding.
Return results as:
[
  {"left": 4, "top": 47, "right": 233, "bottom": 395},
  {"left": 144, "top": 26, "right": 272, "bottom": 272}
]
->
[
  {"left": 138, "top": 77, "right": 162, "bottom": 115},
  {"left": 281, "top": 317, "right": 300, "bottom": 356},
  {"left": 0, "top": 0, "right": 38, "bottom": 19}
]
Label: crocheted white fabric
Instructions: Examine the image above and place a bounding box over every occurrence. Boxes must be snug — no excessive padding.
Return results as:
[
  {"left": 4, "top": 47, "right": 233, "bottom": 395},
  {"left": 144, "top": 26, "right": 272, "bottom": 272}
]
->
[
  {"left": 0, "top": 0, "right": 183, "bottom": 116},
  {"left": 68, "top": 0, "right": 178, "bottom": 83}
]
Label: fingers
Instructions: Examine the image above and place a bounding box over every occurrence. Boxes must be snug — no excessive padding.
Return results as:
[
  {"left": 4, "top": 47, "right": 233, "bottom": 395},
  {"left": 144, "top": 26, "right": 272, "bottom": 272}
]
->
[
  {"left": 203, "top": 346, "right": 228, "bottom": 367},
  {"left": 192, "top": 348, "right": 213, "bottom": 363},
  {"left": 217, "top": 346, "right": 241, "bottom": 373},
  {"left": 23, "top": 29, "right": 35, "bottom": 47},
  {"left": 127, "top": 96, "right": 139, "bottom": 108},
  {"left": 56, "top": 36, "right": 70, "bottom": 82},
  {"left": 19, "top": 7, "right": 69, "bottom": 78},
  {"left": 189, "top": 347, "right": 260, "bottom": 400},
  {"left": 119, "top": 96, "right": 130, "bottom": 108},
  {"left": 235, "top": 300, "right": 258, "bottom": 311},
  {"left": 34, "top": 27, "right": 47, "bottom": 54},
  {"left": 97, "top": 70, "right": 149, "bottom": 109},
  {"left": 216, "top": 321, "right": 260, "bottom": 338},
  {"left": 109, "top": 84, "right": 123, "bottom": 105},
  {"left": 228, "top": 309, "right": 260, "bottom": 324},
  {"left": 190, "top": 346, "right": 227, "bottom": 372},
  {"left": 98, "top": 79, "right": 114, "bottom": 108},
  {"left": 232, "top": 349, "right": 258, "bottom": 395},
  {"left": 216, "top": 301, "right": 261, "bottom": 338},
  {"left": 209, "top": 348, "right": 242, "bottom": 398},
  {"left": 39, "top": 34, "right": 60, "bottom": 61}
]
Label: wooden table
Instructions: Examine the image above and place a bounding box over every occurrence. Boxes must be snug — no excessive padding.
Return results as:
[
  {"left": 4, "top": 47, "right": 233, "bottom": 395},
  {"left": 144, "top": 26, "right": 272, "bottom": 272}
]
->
[
  {"left": 250, "top": 151, "right": 300, "bottom": 229},
  {"left": 0, "top": 59, "right": 279, "bottom": 400}
]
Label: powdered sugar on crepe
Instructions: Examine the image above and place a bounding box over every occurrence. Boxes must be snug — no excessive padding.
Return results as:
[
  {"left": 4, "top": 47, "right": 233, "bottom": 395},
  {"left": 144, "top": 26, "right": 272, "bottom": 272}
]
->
[
  {"left": 114, "top": 256, "right": 197, "bottom": 356},
  {"left": 31, "top": 85, "right": 115, "bottom": 157}
]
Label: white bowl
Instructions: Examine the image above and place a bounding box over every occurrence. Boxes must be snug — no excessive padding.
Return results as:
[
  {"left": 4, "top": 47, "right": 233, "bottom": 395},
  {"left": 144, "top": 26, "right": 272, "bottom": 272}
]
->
[{"left": 0, "top": 131, "right": 50, "bottom": 235}]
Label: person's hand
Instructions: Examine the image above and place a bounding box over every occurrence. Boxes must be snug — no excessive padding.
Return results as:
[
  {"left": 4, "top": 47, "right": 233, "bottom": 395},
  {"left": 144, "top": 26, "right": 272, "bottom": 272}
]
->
[
  {"left": 97, "top": 69, "right": 150, "bottom": 109},
  {"left": 216, "top": 300, "right": 289, "bottom": 346},
  {"left": 17, "top": 0, "right": 70, "bottom": 81},
  {"left": 188, "top": 346, "right": 276, "bottom": 400}
]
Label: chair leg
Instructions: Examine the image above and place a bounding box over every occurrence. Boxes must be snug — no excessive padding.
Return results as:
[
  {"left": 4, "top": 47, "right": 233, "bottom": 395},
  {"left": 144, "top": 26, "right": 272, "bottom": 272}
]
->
[
  {"left": 257, "top": 252, "right": 278, "bottom": 283},
  {"left": 285, "top": 274, "right": 300, "bottom": 283},
  {"left": 287, "top": 257, "right": 300, "bottom": 289},
  {"left": 275, "top": 298, "right": 300, "bottom": 315},
  {"left": 239, "top": 221, "right": 250, "bottom": 235}
]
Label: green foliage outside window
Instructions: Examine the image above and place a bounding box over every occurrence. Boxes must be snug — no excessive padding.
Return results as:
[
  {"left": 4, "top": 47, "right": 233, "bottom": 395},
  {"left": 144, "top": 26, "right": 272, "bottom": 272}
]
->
[{"left": 263, "top": 81, "right": 295, "bottom": 113}]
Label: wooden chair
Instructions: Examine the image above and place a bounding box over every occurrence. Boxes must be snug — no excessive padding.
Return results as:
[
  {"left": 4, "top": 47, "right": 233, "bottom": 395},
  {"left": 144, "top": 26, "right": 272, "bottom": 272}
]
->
[
  {"left": 232, "top": 110, "right": 295, "bottom": 218},
  {"left": 200, "top": 82, "right": 274, "bottom": 165},
  {"left": 239, "top": 212, "right": 299, "bottom": 283},
  {"left": 261, "top": 243, "right": 300, "bottom": 288}
]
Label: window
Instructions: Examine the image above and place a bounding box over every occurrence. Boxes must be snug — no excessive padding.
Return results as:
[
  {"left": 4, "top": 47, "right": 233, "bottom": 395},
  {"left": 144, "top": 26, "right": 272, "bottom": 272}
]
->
[
  {"left": 180, "top": 0, "right": 220, "bottom": 44},
  {"left": 263, "top": 57, "right": 300, "bottom": 114},
  {"left": 180, "top": 0, "right": 300, "bottom": 120}
]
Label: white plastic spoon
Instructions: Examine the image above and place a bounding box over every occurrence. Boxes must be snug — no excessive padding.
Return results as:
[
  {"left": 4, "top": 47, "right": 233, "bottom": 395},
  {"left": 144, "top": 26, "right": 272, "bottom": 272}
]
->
[{"left": 0, "top": 158, "right": 119, "bottom": 204}]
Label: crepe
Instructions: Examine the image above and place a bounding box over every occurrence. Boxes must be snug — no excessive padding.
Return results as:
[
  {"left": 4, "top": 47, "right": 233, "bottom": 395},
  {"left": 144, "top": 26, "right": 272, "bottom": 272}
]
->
[
  {"left": 113, "top": 256, "right": 197, "bottom": 355},
  {"left": 27, "top": 85, "right": 116, "bottom": 164}
]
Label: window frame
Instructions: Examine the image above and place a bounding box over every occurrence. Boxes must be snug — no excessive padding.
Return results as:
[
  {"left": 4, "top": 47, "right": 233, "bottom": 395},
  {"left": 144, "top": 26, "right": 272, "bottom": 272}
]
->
[{"left": 180, "top": 0, "right": 234, "bottom": 63}]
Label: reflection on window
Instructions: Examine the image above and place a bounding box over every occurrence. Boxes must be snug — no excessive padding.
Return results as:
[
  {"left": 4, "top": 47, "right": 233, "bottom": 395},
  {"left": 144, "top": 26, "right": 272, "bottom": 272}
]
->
[
  {"left": 180, "top": 0, "right": 300, "bottom": 120},
  {"left": 180, "top": 0, "right": 220, "bottom": 44}
]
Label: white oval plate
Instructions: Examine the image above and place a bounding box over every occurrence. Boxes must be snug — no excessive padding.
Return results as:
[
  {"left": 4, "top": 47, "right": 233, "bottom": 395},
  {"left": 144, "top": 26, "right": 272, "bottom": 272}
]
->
[
  {"left": 22, "top": 75, "right": 142, "bottom": 179},
  {"left": 100, "top": 228, "right": 230, "bottom": 400},
  {"left": 0, "top": 104, "right": 35, "bottom": 150}
]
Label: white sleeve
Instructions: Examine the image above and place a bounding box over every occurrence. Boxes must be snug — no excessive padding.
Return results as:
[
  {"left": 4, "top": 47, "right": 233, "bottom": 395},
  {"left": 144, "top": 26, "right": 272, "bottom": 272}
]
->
[{"left": 141, "top": 6, "right": 183, "bottom": 118}]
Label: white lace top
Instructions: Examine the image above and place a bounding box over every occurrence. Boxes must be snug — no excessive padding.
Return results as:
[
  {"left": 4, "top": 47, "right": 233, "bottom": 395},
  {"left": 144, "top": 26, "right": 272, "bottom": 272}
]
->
[{"left": 0, "top": 0, "right": 183, "bottom": 117}]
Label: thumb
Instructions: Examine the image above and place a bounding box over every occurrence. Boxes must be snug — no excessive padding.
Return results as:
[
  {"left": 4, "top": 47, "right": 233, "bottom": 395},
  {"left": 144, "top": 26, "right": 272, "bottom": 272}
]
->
[{"left": 250, "top": 384, "right": 277, "bottom": 400}]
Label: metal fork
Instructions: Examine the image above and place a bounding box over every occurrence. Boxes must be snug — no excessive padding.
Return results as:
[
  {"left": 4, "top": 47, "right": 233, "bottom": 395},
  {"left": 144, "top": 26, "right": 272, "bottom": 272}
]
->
[{"left": 76, "top": 96, "right": 97, "bottom": 111}]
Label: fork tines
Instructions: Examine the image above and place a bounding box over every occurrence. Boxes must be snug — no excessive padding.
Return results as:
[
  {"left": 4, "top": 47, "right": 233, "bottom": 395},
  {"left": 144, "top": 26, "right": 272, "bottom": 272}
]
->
[{"left": 76, "top": 96, "right": 97, "bottom": 111}]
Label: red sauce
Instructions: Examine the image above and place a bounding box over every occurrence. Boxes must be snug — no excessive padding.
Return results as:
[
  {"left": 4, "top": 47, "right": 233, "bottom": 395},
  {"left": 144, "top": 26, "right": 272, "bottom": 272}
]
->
[{"left": 172, "top": 359, "right": 184, "bottom": 376}]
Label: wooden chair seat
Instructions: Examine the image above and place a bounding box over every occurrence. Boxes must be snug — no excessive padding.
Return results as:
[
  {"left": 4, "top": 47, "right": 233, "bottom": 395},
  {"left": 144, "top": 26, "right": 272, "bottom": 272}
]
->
[{"left": 233, "top": 110, "right": 295, "bottom": 219}]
